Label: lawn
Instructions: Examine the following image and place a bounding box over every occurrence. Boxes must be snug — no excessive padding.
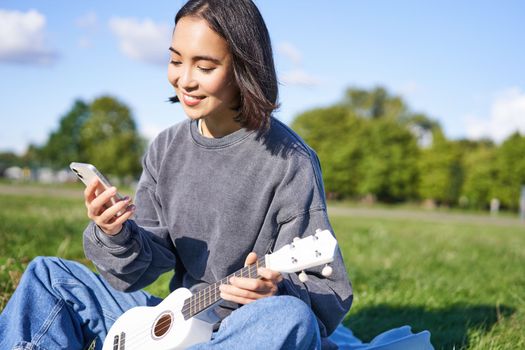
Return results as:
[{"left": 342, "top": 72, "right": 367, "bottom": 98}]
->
[{"left": 0, "top": 184, "right": 524, "bottom": 349}]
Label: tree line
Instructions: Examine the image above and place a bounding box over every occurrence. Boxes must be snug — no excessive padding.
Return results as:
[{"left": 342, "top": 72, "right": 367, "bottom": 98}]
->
[
  {"left": 291, "top": 86, "right": 525, "bottom": 210},
  {"left": 1, "top": 88, "right": 524, "bottom": 210},
  {"left": 0, "top": 95, "right": 145, "bottom": 180}
]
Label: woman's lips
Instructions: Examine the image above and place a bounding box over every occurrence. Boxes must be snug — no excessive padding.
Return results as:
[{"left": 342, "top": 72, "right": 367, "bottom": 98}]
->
[{"left": 182, "top": 93, "right": 205, "bottom": 107}]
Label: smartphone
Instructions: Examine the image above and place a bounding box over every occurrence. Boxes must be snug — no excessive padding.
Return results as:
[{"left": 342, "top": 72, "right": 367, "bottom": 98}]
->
[{"left": 69, "top": 162, "right": 129, "bottom": 215}]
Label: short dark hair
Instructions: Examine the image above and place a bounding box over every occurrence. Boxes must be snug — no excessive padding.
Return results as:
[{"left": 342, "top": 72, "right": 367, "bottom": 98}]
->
[{"left": 169, "top": 0, "right": 279, "bottom": 130}]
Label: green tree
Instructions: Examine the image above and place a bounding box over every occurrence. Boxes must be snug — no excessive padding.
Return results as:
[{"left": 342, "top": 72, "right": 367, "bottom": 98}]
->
[
  {"left": 418, "top": 130, "right": 463, "bottom": 205},
  {"left": 21, "top": 144, "right": 43, "bottom": 169},
  {"left": 292, "top": 87, "right": 422, "bottom": 201},
  {"left": 79, "top": 96, "right": 145, "bottom": 179},
  {"left": 356, "top": 118, "right": 419, "bottom": 201},
  {"left": 39, "top": 100, "right": 90, "bottom": 169},
  {"left": 460, "top": 141, "right": 497, "bottom": 209},
  {"left": 341, "top": 86, "right": 408, "bottom": 120},
  {"left": 493, "top": 132, "right": 525, "bottom": 209},
  {"left": 292, "top": 106, "right": 364, "bottom": 198},
  {"left": 0, "top": 152, "right": 22, "bottom": 175}
]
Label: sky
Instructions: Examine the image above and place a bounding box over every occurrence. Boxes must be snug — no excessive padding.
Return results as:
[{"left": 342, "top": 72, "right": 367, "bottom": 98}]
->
[{"left": 1, "top": 0, "right": 524, "bottom": 154}]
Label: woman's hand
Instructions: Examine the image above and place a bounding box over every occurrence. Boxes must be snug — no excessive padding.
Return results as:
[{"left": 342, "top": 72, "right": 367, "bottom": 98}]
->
[
  {"left": 219, "top": 252, "right": 283, "bottom": 305},
  {"left": 84, "top": 179, "right": 135, "bottom": 236}
]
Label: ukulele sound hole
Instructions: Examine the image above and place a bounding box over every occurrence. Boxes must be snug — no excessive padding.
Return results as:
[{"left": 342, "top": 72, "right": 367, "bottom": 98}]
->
[{"left": 152, "top": 311, "right": 173, "bottom": 339}]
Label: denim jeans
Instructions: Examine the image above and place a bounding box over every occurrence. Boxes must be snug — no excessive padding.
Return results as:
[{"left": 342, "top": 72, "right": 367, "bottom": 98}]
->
[{"left": 0, "top": 257, "right": 321, "bottom": 350}]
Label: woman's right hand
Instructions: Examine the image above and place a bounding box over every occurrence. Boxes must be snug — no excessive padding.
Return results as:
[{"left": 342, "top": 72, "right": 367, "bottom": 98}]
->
[{"left": 84, "top": 179, "right": 135, "bottom": 236}]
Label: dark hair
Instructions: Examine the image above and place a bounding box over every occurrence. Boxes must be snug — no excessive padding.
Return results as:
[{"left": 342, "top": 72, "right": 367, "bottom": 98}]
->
[{"left": 169, "top": 0, "right": 279, "bottom": 130}]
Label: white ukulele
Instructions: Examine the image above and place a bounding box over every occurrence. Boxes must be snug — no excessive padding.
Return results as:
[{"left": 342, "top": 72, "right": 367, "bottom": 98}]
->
[{"left": 102, "top": 229, "right": 337, "bottom": 350}]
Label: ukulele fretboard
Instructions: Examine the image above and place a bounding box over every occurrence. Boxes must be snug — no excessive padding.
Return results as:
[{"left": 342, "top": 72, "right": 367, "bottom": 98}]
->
[{"left": 181, "top": 256, "right": 266, "bottom": 320}]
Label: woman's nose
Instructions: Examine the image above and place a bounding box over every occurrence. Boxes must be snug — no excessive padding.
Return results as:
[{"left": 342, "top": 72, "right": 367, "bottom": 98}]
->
[{"left": 178, "top": 66, "right": 197, "bottom": 90}]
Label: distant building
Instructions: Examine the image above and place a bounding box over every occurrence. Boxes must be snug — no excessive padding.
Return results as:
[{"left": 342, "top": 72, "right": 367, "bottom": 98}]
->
[{"left": 3, "top": 166, "right": 77, "bottom": 183}]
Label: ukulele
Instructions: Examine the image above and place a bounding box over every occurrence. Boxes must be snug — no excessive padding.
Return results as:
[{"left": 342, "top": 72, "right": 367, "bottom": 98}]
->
[{"left": 102, "top": 229, "right": 337, "bottom": 350}]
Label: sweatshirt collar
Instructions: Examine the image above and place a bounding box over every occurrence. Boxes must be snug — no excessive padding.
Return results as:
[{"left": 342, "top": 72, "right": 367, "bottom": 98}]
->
[{"left": 189, "top": 119, "right": 254, "bottom": 148}]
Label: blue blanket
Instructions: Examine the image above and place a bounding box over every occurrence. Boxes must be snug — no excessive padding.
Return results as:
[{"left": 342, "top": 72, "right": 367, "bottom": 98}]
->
[{"left": 329, "top": 324, "right": 434, "bottom": 350}]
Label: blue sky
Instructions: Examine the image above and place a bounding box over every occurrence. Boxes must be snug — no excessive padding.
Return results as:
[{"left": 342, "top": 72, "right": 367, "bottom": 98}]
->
[{"left": 1, "top": 0, "right": 524, "bottom": 154}]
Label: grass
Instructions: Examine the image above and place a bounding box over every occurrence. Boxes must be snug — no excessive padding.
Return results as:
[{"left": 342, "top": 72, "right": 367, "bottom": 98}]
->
[
  {"left": 332, "top": 215, "right": 525, "bottom": 349},
  {"left": 1, "top": 184, "right": 524, "bottom": 349}
]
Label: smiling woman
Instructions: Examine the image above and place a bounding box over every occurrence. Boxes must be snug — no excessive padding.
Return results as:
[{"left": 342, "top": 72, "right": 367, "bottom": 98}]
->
[
  {"left": 167, "top": 16, "right": 241, "bottom": 138},
  {"left": 0, "top": 0, "right": 353, "bottom": 349},
  {"left": 167, "top": 0, "right": 278, "bottom": 133},
  {"left": 0, "top": 1, "right": 434, "bottom": 350}
]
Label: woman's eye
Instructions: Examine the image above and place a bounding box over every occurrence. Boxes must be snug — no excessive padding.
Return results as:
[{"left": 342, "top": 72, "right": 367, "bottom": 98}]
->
[
  {"left": 170, "top": 60, "right": 181, "bottom": 66},
  {"left": 198, "top": 66, "right": 215, "bottom": 73}
]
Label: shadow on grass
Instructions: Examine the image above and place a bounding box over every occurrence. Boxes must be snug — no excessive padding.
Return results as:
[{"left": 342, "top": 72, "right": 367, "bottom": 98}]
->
[{"left": 344, "top": 303, "right": 514, "bottom": 349}]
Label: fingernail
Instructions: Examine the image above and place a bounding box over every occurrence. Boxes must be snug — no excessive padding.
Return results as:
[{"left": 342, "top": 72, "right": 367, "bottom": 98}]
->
[{"left": 128, "top": 204, "right": 136, "bottom": 211}]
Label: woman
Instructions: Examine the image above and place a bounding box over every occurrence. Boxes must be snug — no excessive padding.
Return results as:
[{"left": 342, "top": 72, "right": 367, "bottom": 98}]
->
[{"left": 0, "top": 0, "right": 352, "bottom": 349}]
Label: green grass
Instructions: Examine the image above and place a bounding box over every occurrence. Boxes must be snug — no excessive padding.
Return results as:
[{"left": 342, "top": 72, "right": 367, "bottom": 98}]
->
[
  {"left": 1, "top": 185, "right": 524, "bottom": 349},
  {"left": 332, "top": 215, "right": 525, "bottom": 349}
]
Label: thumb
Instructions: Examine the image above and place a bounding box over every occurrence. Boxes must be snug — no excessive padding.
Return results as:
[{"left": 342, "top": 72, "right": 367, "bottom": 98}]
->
[{"left": 244, "top": 252, "right": 258, "bottom": 267}]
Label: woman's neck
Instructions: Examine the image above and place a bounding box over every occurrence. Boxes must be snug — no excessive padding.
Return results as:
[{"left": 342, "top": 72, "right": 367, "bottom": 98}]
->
[{"left": 200, "top": 116, "right": 242, "bottom": 138}]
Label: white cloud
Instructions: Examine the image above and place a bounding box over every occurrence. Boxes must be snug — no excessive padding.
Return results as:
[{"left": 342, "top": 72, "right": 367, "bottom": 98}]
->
[
  {"left": 277, "top": 41, "right": 320, "bottom": 87},
  {"left": 0, "top": 9, "right": 58, "bottom": 65},
  {"left": 76, "top": 11, "right": 98, "bottom": 29},
  {"left": 278, "top": 42, "right": 302, "bottom": 65},
  {"left": 465, "top": 87, "right": 525, "bottom": 142},
  {"left": 108, "top": 17, "right": 171, "bottom": 66},
  {"left": 280, "top": 69, "right": 320, "bottom": 87}
]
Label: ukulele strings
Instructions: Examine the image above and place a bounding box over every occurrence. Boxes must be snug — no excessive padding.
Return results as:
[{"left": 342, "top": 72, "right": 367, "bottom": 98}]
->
[
  {"left": 180, "top": 258, "right": 265, "bottom": 316},
  {"left": 120, "top": 263, "right": 261, "bottom": 350},
  {"left": 117, "top": 259, "right": 264, "bottom": 349}
]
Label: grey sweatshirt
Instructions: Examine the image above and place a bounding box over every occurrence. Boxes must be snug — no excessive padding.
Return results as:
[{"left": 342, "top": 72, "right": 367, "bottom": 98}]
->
[{"left": 83, "top": 117, "right": 353, "bottom": 339}]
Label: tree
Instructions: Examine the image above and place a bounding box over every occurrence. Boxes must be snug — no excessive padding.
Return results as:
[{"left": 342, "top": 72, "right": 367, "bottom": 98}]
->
[
  {"left": 341, "top": 86, "right": 408, "bottom": 120},
  {"left": 0, "top": 152, "right": 22, "bottom": 176},
  {"left": 292, "top": 88, "right": 421, "bottom": 201},
  {"left": 417, "top": 130, "right": 463, "bottom": 205},
  {"left": 460, "top": 141, "right": 497, "bottom": 209},
  {"left": 356, "top": 118, "right": 419, "bottom": 202},
  {"left": 79, "top": 96, "right": 145, "bottom": 179},
  {"left": 493, "top": 132, "right": 525, "bottom": 209},
  {"left": 292, "top": 106, "right": 364, "bottom": 198},
  {"left": 39, "top": 100, "right": 90, "bottom": 169}
]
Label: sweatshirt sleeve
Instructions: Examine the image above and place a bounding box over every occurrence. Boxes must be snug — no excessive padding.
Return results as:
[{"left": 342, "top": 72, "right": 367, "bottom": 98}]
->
[
  {"left": 83, "top": 135, "right": 177, "bottom": 292},
  {"left": 272, "top": 146, "right": 353, "bottom": 337},
  {"left": 274, "top": 209, "right": 353, "bottom": 337}
]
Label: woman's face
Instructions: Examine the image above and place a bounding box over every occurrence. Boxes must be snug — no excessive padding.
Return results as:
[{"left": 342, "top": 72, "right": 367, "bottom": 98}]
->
[{"left": 168, "top": 16, "right": 239, "bottom": 122}]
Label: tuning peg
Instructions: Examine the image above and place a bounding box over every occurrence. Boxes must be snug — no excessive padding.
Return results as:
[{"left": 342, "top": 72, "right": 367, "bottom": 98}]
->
[
  {"left": 321, "top": 264, "right": 333, "bottom": 277},
  {"left": 298, "top": 270, "right": 309, "bottom": 282}
]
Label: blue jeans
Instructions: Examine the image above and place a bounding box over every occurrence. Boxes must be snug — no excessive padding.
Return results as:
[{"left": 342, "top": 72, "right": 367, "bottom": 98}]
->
[{"left": 0, "top": 257, "right": 321, "bottom": 350}]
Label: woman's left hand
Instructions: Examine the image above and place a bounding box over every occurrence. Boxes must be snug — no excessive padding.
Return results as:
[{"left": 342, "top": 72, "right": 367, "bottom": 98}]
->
[{"left": 219, "top": 252, "right": 283, "bottom": 305}]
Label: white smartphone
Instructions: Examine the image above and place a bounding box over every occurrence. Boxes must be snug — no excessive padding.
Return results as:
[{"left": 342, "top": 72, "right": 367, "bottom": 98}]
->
[{"left": 69, "top": 162, "right": 129, "bottom": 215}]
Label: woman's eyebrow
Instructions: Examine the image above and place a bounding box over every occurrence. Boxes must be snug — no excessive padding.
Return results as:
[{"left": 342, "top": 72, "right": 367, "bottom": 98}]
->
[{"left": 168, "top": 47, "right": 221, "bottom": 65}]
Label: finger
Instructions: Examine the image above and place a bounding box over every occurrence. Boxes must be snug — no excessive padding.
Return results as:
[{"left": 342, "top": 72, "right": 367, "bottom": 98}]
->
[
  {"left": 90, "top": 186, "right": 118, "bottom": 211},
  {"left": 98, "top": 197, "right": 132, "bottom": 223},
  {"left": 244, "top": 252, "right": 257, "bottom": 267},
  {"left": 258, "top": 268, "right": 283, "bottom": 283},
  {"left": 229, "top": 276, "right": 273, "bottom": 293},
  {"left": 220, "top": 292, "right": 257, "bottom": 305},
  {"left": 84, "top": 178, "right": 99, "bottom": 203},
  {"left": 219, "top": 284, "right": 261, "bottom": 304},
  {"left": 98, "top": 206, "right": 135, "bottom": 236}
]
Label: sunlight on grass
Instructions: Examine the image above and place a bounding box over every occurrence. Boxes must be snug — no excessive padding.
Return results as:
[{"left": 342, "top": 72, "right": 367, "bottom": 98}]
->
[{"left": 1, "top": 186, "right": 524, "bottom": 349}]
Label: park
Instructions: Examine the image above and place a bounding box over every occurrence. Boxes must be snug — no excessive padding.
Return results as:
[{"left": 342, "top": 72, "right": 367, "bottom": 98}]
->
[{"left": 0, "top": 180, "right": 523, "bottom": 349}]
